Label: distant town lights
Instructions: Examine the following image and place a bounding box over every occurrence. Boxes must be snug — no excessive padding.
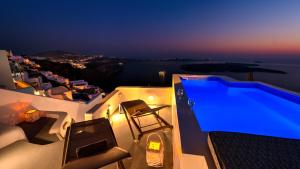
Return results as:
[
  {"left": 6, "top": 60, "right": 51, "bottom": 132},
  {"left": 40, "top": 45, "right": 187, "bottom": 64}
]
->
[{"left": 33, "top": 90, "right": 40, "bottom": 95}]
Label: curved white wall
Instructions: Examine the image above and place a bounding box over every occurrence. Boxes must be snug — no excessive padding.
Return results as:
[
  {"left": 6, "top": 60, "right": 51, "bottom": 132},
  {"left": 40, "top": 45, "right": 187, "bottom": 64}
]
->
[{"left": 0, "top": 89, "right": 102, "bottom": 122}]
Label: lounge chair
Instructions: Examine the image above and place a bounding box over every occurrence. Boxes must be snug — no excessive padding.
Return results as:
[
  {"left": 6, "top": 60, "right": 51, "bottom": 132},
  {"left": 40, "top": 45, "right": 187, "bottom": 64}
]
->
[
  {"left": 62, "top": 118, "right": 130, "bottom": 169},
  {"left": 120, "top": 99, "right": 172, "bottom": 140}
]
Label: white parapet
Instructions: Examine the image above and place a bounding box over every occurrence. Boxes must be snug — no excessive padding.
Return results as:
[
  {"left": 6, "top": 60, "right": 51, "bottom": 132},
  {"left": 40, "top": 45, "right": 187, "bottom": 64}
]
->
[
  {"left": 0, "top": 88, "right": 103, "bottom": 122},
  {"left": 0, "top": 50, "right": 16, "bottom": 90}
]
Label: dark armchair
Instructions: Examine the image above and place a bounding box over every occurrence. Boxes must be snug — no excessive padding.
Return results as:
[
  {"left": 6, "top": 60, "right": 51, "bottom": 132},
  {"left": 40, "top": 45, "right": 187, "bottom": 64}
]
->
[{"left": 62, "top": 118, "right": 130, "bottom": 169}]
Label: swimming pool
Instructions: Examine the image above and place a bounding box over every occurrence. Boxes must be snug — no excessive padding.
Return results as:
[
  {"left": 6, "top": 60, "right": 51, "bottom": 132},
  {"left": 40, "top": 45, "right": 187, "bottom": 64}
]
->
[{"left": 181, "top": 76, "right": 300, "bottom": 139}]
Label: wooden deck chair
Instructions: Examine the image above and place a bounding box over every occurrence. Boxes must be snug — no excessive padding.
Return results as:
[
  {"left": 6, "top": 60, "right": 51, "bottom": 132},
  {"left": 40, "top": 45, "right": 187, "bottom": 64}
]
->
[{"left": 120, "top": 99, "right": 173, "bottom": 140}]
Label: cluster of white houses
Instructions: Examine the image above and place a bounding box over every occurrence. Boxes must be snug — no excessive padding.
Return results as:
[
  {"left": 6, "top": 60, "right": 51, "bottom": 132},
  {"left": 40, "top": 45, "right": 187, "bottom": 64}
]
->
[
  {"left": 31, "top": 53, "right": 104, "bottom": 69},
  {"left": 0, "top": 50, "right": 104, "bottom": 102}
]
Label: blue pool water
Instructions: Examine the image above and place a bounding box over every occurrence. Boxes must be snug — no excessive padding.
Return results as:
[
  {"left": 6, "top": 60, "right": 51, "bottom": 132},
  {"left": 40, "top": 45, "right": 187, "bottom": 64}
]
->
[{"left": 181, "top": 77, "right": 300, "bottom": 139}]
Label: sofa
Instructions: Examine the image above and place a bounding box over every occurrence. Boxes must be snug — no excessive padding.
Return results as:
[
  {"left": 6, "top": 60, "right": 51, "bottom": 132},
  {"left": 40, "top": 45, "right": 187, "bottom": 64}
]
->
[
  {"left": 0, "top": 125, "right": 64, "bottom": 169},
  {"left": 0, "top": 102, "right": 72, "bottom": 169}
]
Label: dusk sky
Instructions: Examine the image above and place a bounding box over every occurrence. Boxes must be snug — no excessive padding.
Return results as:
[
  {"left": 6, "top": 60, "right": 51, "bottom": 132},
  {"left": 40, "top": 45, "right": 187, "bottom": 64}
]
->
[{"left": 1, "top": 0, "right": 300, "bottom": 57}]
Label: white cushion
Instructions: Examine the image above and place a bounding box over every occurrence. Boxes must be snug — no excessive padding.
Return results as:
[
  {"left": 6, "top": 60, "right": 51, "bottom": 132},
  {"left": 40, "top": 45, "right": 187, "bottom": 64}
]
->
[{"left": 0, "top": 124, "right": 27, "bottom": 149}]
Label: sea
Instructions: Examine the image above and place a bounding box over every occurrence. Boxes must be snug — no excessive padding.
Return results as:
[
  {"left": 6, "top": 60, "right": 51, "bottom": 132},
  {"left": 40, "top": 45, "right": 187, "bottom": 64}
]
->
[{"left": 99, "top": 56, "right": 300, "bottom": 93}]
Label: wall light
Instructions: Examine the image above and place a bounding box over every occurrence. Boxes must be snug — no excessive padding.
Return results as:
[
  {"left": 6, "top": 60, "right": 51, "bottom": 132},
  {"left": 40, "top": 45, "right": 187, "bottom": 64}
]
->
[
  {"left": 148, "top": 95, "right": 155, "bottom": 102},
  {"left": 108, "top": 104, "right": 113, "bottom": 111},
  {"left": 112, "top": 113, "right": 123, "bottom": 123}
]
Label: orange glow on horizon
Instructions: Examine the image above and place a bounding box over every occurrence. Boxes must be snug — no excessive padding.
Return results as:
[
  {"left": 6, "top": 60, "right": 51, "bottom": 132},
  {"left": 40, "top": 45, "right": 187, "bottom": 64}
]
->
[{"left": 165, "top": 29, "right": 300, "bottom": 55}]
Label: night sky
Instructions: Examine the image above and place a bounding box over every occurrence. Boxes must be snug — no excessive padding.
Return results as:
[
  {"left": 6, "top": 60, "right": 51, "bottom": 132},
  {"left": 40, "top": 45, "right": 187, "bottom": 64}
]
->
[{"left": 1, "top": 0, "right": 300, "bottom": 57}]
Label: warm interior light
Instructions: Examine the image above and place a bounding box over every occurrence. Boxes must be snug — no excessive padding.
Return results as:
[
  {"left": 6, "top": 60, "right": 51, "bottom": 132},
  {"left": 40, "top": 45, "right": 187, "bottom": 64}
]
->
[
  {"left": 24, "top": 109, "right": 40, "bottom": 122},
  {"left": 108, "top": 104, "right": 113, "bottom": 111},
  {"left": 112, "top": 113, "right": 122, "bottom": 122},
  {"left": 15, "top": 80, "right": 31, "bottom": 89},
  {"left": 33, "top": 90, "right": 41, "bottom": 96},
  {"left": 26, "top": 109, "right": 37, "bottom": 114},
  {"left": 148, "top": 95, "right": 154, "bottom": 101}
]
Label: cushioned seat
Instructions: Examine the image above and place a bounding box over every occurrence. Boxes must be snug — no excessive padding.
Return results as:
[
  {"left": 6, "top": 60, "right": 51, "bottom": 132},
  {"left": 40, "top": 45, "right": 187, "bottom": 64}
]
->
[
  {"left": 0, "top": 124, "right": 27, "bottom": 149},
  {"left": 35, "top": 118, "right": 60, "bottom": 143},
  {"left": 18, "top": 117, "right": 59, "bottom": 144},
  {"left": 0, "top": 140, "right": 64, "bottom": 169},
  {"left": 62, "top": 147, "right": 130, "bottom": 169}
]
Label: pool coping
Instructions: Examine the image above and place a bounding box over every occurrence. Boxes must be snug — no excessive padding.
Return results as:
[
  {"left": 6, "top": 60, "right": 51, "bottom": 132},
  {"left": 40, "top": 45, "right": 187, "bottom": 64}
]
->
[
  {"left": 173, "top": 74, "right": 237, "bottom": 155},
  {"left": 172, "top": 74, "right": 217, "bottom": 169},
  {"left": 172, "top": 74, "right": 300, "bottom": 169}
]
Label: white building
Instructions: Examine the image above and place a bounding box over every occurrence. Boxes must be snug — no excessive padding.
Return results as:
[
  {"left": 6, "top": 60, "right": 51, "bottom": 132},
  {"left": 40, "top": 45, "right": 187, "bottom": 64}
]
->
[
  {"left": 0, "top": 50, "right": 16, "bottom": 89},
  {"left": 70, "top": 80, "right": 89, "bottom": 89}
]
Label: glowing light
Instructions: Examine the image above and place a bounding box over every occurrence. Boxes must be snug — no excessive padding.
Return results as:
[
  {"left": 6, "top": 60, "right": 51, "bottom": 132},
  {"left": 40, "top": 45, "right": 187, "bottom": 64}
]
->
[
  {"left": 148, "top": 141, "right": 161, "bottom": 151},
  {"left": 148, "top": 95, "right": 155, "bottom": 101},
  {"left": 15, "top": 80, "right": 31, "bottom": 88},
  {"left": 108, "top": 104, "right": 113, "bottom": 111},
  {"left": 34, "top": 90, "right": 44, "bottom": 96},
  {"left": 112, "top": 113, "right": 123, "bottom": 122},
  {"left": 26, "top": 109, "right": 37, "bottom": 114},
  {"left": 24, "top": 109, "right": 40, "bottom": 122}
]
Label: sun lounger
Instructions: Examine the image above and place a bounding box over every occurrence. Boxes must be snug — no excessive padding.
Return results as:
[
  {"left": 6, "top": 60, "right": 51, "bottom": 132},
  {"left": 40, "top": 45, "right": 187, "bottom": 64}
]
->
[{"left": 120, "top": 99, "right": 172, "bottom": 140}]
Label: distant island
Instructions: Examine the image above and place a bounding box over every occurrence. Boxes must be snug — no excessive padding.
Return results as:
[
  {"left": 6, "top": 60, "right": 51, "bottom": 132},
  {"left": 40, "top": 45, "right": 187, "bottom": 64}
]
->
[
  {"left": 181, "top": 63, "right": 286, "bottom": 74},
  {"left": 33, "top": 50, "right": 76, "bottom": 58}
]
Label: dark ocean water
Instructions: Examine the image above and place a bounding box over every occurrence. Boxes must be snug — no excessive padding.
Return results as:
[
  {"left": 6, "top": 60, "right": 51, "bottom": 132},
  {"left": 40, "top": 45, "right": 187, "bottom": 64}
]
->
[{"left": 99, "top": 57, "right": 300, "bottom": 93}]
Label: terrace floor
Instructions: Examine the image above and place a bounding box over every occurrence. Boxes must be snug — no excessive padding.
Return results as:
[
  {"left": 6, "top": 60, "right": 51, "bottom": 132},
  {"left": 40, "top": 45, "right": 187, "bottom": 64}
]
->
[{"left": 102, "top": 106, "right": 173, "bottom": 169}]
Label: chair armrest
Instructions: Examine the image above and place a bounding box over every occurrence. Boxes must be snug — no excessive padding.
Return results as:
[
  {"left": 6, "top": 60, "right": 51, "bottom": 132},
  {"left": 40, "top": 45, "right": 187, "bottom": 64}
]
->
[
  {"left": 44, "top": 111, "right": 72, "bottom": 140},
  {"left": 62, "top": 147, "right": 130, "bottom": 169},
  {"left": 150, "top": 105, "right": 170, "bottom": 112},
  {"left": 133, "top": 105, "right": 170, "bottom": 116}
]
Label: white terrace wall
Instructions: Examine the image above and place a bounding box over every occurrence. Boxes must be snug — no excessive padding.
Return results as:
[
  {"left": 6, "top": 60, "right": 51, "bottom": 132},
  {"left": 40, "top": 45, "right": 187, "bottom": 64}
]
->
[
  {"left": 0, "top": 51, "right": 15, "bottom": 89},
  {"left": 0, "top": 89, "right": 102, "bottom": 122},
  {"left": 117, "top": 87, "right": 172, "bottom": 106},
  {"left": 91, "top": 87, "right": 172, "bottom": 119}
]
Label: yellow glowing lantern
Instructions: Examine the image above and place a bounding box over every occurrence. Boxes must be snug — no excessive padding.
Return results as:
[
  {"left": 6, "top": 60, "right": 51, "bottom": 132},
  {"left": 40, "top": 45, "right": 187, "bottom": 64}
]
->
[
  {"left": 148, "top": 141, "right": 161, "bottom": 152},
  {"left": 24, "top": 109, "right": 40, "bottom": 122},
  {"left": 146, "top": 133, "right": 164, "bottom": 167}
]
